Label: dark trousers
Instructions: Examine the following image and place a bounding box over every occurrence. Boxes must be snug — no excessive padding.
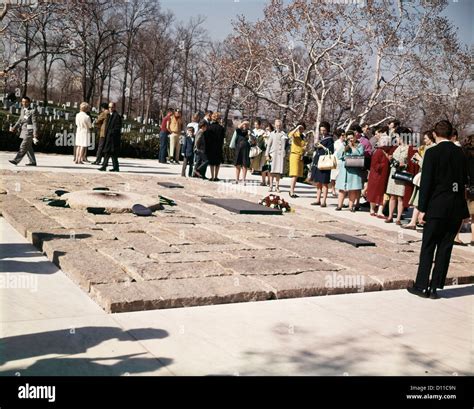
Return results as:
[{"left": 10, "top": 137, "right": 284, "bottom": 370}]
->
[
  {"left": 194, "top": 151, "right": 208, "bottom": 178},
  {"left": 14, "top": 137, "right": 36, "bottom": 164},
  {"left": 415, "top": 218, "right": 462, "bottom": 290},
  {"left": 181, "top": 154, "right": 194, "bottom": 177},
  {"left": 102, "top": 153, "right": 119, "bottom": 171},
  {"left": 159, "top": 131, "right": 169, "bottom": 163},
  {"left": 95, "top": 137, "right": 105, "bottom": 163}
]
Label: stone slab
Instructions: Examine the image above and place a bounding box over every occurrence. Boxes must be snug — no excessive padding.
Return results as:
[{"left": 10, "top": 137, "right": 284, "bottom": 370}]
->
[
  {"left": 90, "top": 276, "right": 271, "bottom": 313},
  {"left": 325, "top": 233, "right": 376, "bottom": 247},
  {"left": 201, "top": 198, "right": 282, "bottom": 215},
  {"left": 157, "top": 182, "right": 184, "bottom": 189}
]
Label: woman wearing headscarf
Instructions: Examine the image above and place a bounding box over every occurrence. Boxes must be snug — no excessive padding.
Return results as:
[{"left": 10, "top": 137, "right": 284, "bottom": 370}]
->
[{"left": 232, "top": 120, "right": 251, "bottom": 184}]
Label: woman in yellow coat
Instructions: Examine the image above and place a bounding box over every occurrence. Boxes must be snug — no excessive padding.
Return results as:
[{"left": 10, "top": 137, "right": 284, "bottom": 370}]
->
[{"left": 288, "top": 123, "right": 307, "bottom": 198}]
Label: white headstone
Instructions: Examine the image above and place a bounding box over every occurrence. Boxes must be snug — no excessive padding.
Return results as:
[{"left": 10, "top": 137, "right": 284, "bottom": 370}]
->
[
  {"left": 66, "top": 102, "right": 71, "bottom": 107},
  {"left": 73, "top": 102, "right": 78, "bottom": 108},
  {"left": 123, "top": 114, "right": 127, "bottom": 121},
  {"left": 37, "top": 107, "right": 44, "bottom": 115}
]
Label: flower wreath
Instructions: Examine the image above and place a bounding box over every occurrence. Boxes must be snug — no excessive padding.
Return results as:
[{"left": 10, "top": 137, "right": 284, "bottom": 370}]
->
[{"left": 258, "top": 194, "right": 291, "bottom": 212}]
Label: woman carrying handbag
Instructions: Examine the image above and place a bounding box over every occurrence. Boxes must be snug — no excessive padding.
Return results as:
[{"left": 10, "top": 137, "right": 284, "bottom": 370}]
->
[
  {"left": 310, "top": 121, "right": 334, "bottom": 207},
  {"left": 335, "top": 131, "right": 365, "bottom": 211}
]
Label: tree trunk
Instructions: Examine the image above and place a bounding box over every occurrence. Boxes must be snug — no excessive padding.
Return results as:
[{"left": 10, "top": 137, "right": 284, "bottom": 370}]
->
[{"left": 120, "top": 36, "right": 132, "bottom": 116}]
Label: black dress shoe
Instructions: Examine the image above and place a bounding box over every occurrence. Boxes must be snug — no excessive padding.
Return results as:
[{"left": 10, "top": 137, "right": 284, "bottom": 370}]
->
[
  {"left": 98, "top": 167, "right": 107, "bottom": 171},
  {"left": 25, "top": 163, "right": 37, "bottom": 166},
  {"left": 109, "top": 168, "right": 119, "bottom": 172},
  {"left": 429, "top": 289, "right": 440, "bottom": 299},
  {"left": 407, "top": 285, "right": 429, "bottom": 298},
  {"left": 9, "top": 160, "right": 18, "bottom": 166}
]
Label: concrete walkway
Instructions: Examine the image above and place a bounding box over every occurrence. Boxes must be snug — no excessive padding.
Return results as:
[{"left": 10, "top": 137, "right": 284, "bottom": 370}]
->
[{"left": 0, "top": 152, "right": 472, "bottom": 376}]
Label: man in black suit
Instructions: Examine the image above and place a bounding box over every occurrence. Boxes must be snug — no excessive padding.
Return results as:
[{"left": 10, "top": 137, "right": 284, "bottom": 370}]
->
[
  {"left": 99, "top": 102, "right": 122, "bottom": 172},
  {"left": 408, "top": 120, "right": 470, "bottom": 299}
]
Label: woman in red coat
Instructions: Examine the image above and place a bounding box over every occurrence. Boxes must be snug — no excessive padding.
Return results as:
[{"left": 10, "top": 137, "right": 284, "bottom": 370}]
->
[{"left": 366, "top": 128, "right": 391, "bottom": 216}]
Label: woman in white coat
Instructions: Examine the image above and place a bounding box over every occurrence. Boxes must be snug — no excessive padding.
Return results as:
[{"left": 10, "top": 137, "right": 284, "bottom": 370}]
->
[
  {"left": 74, "top": 102, "right": 92, "bottom": 164},
  {"left": 265, "top": 119, "right": 288, "bottom": 192}
]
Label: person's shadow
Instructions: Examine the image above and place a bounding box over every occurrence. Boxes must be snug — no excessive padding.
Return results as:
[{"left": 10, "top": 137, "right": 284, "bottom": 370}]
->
[
  {"left": 0, "top": 326, "right": 171, "bottom": 376},
  {"left": 438, "top": 284, "right": 474, "bottom": 299}
]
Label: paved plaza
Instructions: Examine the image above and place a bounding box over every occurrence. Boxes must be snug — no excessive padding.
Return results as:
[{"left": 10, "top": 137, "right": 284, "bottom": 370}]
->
[{"left": 0, "top": 152, "right": 472, "bottom": 376}]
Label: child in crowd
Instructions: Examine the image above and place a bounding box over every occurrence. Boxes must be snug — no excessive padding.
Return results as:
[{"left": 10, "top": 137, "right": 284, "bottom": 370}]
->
[{"left": 181, "top": 126, "right": 195, "bottom": 177}]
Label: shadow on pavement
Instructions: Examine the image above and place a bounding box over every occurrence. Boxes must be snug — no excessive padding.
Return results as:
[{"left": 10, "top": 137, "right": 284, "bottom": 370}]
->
[
  {"left": 438, "top": 285, "right": 474, "bottom": 299},
  {"left": 0, "top": 326, "right": 171, "bottom": 376}
]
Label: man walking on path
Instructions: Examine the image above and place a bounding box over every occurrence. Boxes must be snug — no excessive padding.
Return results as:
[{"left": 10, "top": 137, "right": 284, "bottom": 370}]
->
[
  {"left": 408, "top": 120, "right": 470, "bottom": 299},
  {"left": 9, "top": 96, "right": 38, "bottom": 167}
]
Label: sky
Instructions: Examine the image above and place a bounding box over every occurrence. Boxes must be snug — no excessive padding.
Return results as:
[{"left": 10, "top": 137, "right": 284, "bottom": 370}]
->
[{"left": 159, "top": 0, "right": 473, "bottom": 46}]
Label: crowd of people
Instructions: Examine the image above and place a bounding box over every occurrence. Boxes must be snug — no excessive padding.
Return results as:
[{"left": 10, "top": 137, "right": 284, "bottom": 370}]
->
[
  {"left": 221, "top": 117, "right": 473, "bottom": 248},
  {"left": 7, "top": 97, "right": 474, "bottom": 298}
]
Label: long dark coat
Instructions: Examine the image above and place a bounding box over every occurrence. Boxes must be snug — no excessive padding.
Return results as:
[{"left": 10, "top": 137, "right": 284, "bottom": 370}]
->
[
  {"left": 205, "top": 121, "right": 225, "bottom": 166},
  {"left": 103, "top": 111, "right": 122, "bottom": 154}
]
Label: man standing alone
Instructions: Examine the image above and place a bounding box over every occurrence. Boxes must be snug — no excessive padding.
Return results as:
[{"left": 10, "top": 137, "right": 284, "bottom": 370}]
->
[
  {"left": 159, "top": 108, "right": 173, "bottom": 164},
  {"left": 408, "top": 120, "right": 469, "bottom": 299},
  {"left": 99, "top": 102, "right": 122, "bottom": 172},
  {"left": 9, "top": 96, "right": 38, "bottom": 166},
  {"left": 169, "top": 109, "right": 183, "bottom": 164}
]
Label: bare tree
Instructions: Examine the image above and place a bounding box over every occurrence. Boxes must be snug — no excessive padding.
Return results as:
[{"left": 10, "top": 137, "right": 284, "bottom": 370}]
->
[{"left": 118, "top": 0, "right": 158, "bottom": 115}]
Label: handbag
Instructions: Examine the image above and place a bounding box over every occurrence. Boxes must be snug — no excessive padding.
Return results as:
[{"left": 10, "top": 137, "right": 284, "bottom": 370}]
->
[
  {"left": 229, "top": 131, "right": 237, "bottom": 149},
  {"left": 392, "top": 170, "right": 414, "bottom": 183},
  {"left": 249, "top": 145, "right": 262, "bottom": 158},
  {"left": 317, "top": 149, "right": 337, "bottom": 170},
  {"left": 412, "top": 172, "right": 421, "bottom": 187},
  {"left": 345, "top": 155, "right": 365, "bottom": 168}
]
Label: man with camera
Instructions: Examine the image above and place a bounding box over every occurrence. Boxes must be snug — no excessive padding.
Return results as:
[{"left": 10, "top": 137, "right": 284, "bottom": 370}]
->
[
  {"left": 408, "top": 120, "right": 470, "bottom": 299},
  {"left": 8, "top": 96, "right": 38, "bottom": 166}
]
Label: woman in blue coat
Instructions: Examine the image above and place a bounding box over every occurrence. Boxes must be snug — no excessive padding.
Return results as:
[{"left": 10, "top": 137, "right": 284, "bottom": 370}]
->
[
  {"left": 335, "top": 131, "right": 365, "bottom": 211},
  {"left": 310, "top": 121, "right": 334, "bottom": 207}
]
